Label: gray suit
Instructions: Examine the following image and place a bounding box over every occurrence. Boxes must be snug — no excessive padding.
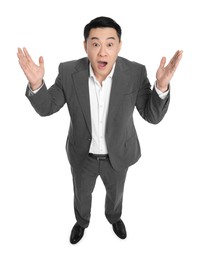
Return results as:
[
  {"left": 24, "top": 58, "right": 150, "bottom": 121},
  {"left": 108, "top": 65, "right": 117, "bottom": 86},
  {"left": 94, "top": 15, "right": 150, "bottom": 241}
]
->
[{"left": 26, "top": 56, "right": 170, "bottom": 226}]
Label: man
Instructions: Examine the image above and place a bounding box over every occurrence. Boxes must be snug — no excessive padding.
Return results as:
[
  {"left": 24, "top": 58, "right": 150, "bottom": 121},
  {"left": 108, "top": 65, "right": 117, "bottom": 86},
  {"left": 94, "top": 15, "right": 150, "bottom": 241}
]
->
[{"left": 17, "top": 16, "right": 183, "bottom": 244}]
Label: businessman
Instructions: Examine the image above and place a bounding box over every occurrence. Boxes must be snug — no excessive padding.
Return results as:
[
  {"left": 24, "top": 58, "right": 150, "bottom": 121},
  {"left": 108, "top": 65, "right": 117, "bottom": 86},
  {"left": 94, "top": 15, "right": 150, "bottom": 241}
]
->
[{"left": 17, "top": 16, "right": 183, "bottom": 244}]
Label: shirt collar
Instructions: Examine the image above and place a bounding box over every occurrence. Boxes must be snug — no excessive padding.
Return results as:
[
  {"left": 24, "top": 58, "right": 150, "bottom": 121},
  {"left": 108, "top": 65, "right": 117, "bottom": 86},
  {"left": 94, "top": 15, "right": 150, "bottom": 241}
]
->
[{"left": 89, "top": 63, "right": 116, "bottom": 80}]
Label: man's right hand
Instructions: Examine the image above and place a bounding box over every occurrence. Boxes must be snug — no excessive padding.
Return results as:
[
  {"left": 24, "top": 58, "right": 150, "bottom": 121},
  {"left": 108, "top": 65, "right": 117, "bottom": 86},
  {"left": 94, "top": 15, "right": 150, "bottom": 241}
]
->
[{"left": 17, "top": 47, "right": 45, "bottom": 91}]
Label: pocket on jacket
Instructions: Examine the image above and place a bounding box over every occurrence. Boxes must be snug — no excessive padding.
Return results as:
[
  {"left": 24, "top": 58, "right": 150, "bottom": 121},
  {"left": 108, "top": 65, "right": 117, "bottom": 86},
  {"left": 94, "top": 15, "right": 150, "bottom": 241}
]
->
[{"left": 124, "top": 134, "right": 141, "bottom": 164}]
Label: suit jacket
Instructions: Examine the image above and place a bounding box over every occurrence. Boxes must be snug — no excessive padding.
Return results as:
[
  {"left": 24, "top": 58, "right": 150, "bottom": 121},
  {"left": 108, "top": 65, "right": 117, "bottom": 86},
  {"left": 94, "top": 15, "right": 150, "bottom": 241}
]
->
[{"left": 26, "top": 56, "right": 170, "bottom": 171}]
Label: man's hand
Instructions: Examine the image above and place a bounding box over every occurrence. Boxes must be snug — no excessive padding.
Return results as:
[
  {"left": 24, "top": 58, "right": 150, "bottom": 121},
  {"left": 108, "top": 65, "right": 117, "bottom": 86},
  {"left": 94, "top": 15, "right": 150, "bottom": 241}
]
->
[
  {"left": 17, "top": 47, "right": 45, "bottom": 91},
  {"left": 156, "top": 50, "right": 183, "bottom": 92}
]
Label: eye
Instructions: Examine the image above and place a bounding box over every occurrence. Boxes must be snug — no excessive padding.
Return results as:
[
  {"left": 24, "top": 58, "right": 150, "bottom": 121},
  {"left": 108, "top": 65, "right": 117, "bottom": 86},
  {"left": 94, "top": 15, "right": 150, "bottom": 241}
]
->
[{"left": 93, "top": 42, "right": 100, "bottom": 47}]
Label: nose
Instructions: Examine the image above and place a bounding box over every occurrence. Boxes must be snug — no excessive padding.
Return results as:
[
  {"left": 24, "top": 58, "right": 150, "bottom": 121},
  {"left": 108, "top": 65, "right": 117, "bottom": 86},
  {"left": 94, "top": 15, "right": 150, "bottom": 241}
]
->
[{"left": 98, "top": 45, "right": 107, "bottom": 57}]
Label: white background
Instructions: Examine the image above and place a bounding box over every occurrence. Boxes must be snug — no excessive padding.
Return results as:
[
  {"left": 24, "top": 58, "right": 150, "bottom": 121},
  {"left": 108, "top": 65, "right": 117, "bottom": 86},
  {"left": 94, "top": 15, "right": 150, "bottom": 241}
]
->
[{"left": 0, "top": 0, "right": 202, "bottom": 259}]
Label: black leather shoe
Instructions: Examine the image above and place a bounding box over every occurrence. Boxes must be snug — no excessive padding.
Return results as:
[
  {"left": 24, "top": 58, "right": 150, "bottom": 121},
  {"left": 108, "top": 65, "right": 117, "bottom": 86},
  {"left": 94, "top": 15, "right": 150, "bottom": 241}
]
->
[
  {"left": 70, "top": 223, "right": 85, "bottom": 244},
  {"left": 112, "top": 219, "right": 127, "bottom": 239}
]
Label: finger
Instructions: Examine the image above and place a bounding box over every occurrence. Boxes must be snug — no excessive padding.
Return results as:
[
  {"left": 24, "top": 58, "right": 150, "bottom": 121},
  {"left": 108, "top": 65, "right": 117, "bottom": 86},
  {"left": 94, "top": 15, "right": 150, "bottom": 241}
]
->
[
  {"left": 17, "top": 47, "right": 31, "bottom": 69},
  {"left": 18, "top": 58, "right": 29, "bottom": 74},
  {"left": 23, "top": 47, "right": 33, "bottom": 62},
  {"left": 174, "top": 50, "right": 183, "bottom": 63},
  {"left": 17, "top": 48, "right": 29, "bottom": 69},
  {"left": 159, "top": 57, "right": 166, "bottom": 69},
  {"left": 39, "top": 56, "right": 44, "bottom": 67},
  {"left": 170, "top": 50, "right": 183, "bottom": 65},
  {"left": 18, "top": 56, "right": 29, "bottom": 71},
  {"left": 17, "top": 47, "right": 25, "bottom": 60},
  {"left": 169, "top": 51, "right": 179, "bottom": 65},
  {"left": 170, "top": 50, "right": 183, "bottom": 70},
  {"left": 172, "top": 51, "right": 183, "bottom": 70},
  {"left": 17, "top": 47, "right": 23, "bottom": 56}
]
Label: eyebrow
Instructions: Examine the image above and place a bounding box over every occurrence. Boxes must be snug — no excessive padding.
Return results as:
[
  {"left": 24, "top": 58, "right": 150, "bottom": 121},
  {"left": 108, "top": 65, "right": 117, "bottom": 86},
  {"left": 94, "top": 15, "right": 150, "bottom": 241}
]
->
[{"left": 90, "top": 37, "right": 116, "bottom": 41}]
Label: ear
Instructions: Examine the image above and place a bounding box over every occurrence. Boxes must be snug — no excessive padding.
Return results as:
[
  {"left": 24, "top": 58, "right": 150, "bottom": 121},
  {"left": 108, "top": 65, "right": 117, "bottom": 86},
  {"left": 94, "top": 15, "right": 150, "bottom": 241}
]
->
[
  {"left": 118, "top": 41, "right": 122, "bottom": 53},
  {"left": 83, "top": 41, "right": 87, "bottom": 53}
]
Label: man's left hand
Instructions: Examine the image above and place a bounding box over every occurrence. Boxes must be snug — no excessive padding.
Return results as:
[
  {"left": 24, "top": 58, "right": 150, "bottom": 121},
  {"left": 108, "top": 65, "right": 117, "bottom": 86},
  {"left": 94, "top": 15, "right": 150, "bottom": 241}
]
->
[{"left": 156, "top": 50, "right": 183, "bottom": 92}]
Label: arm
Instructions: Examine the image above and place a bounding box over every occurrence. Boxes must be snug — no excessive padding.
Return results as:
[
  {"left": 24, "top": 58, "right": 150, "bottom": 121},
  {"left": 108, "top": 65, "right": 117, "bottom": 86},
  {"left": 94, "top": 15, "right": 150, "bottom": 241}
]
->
[
  {"left": 25, "top": 64, "right": 66, "bottom": 116},
  {"left": 136, "top": 50, "right": 183, "bottom": 124},
  {"left": 18, "top": 47, "right": 65, "bottom": 116},
  {"left": 136, "top": 67, "right": 170, "bottom": 124}
]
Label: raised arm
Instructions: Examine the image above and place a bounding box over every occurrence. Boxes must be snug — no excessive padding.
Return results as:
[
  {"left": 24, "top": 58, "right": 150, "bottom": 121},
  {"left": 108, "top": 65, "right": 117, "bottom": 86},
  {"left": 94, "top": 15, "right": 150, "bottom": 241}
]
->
[{"left": 17, "top": 47, "right": 45, "bottom": 90}]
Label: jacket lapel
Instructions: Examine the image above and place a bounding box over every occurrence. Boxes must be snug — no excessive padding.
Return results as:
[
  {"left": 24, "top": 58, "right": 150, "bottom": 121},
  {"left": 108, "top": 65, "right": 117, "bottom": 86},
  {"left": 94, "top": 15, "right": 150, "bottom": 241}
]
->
[
  {"left": 72, "top": 57, "right": 130, "bottom": 137},
  {"left": 72, "top": 58, "right": 92, "bottom": 135},
  {"left": 106, "top": 58, "right": 130, "bottom": 132}
]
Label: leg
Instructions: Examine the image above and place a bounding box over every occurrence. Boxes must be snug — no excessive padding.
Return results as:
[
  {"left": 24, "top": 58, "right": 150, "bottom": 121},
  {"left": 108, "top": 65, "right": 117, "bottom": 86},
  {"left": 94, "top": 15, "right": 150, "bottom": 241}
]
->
[
  {"left": 99, "top": 160, "right": 128, "bottom": 224},
  {"left": 71, "top": 156, "right": 99, "bottom": 228}
]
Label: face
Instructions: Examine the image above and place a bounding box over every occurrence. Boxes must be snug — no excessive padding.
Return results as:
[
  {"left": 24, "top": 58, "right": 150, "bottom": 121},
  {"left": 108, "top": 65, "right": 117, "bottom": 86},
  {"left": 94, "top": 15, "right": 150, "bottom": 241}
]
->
[{"left": 84, "top": 27, "right": 122, "bottom": 82}]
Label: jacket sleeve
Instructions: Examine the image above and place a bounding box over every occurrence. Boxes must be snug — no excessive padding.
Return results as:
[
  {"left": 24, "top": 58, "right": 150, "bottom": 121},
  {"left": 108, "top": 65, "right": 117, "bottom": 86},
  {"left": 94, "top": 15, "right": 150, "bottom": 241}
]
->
[
  {"left": 25, "top": 63, "right": 66, "bottom": 116},
  {"left": 136, "top": 66, "right": 170, "bottom": 124}
]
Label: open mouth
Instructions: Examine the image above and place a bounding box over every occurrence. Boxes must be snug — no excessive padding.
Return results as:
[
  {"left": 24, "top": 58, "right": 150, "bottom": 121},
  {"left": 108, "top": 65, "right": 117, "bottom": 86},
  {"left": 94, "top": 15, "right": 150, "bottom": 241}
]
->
[{"left": 98, "top": 61, "right": 108, "bottom": 69}]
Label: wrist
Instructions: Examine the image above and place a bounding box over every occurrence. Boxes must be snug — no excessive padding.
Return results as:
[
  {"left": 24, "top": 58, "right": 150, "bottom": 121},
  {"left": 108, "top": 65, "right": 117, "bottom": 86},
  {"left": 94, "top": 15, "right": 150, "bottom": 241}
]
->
[
  {"left": 30, "top": 80, "right": 43, "bottom": 91},
  {"left": 156, "top": 81, "right": 169, "bottom": 93}
]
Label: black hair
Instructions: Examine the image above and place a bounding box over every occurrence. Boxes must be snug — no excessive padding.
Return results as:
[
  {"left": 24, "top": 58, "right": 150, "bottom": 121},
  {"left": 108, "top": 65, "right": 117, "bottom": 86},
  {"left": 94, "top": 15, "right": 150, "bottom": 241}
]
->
[{"left": 84, "top": 16, "right": 122, "bottom": 42}]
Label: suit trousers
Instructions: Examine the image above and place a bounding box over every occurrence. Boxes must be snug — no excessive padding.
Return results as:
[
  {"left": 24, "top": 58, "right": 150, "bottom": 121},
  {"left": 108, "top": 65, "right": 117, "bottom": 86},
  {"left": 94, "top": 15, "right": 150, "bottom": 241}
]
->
[{"left": 71, "top": 154, "right": 128, "bottom": 228}]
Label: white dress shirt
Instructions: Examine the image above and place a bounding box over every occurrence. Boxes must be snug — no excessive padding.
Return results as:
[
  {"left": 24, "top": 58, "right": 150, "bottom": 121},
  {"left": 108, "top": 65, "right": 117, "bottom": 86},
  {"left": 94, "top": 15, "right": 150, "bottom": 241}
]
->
[
  {"left": 88, "top": 64, "right": 115, "bottom": 154},
  {"left": 29, "top": 62, "right": 169, "bottom": 155}
]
